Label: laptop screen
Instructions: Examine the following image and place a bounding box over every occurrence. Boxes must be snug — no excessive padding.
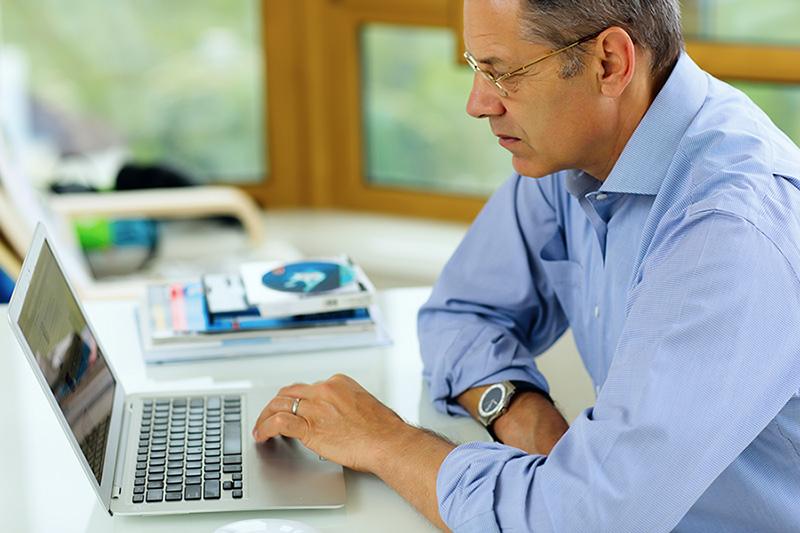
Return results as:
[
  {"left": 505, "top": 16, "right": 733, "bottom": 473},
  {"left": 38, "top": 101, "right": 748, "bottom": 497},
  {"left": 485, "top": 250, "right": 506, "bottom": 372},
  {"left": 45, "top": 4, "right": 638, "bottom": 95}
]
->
[{"left": 16, "top": 240, "right": 116, "bottom": 485}]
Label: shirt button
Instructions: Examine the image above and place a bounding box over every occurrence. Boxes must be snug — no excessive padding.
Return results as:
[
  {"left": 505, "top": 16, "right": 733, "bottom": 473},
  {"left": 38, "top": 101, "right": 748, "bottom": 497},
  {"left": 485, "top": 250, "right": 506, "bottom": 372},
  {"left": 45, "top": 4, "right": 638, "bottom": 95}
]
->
[
  {"left": 595, "top": 193, "right": 608, "bottom": 201},
  {"left": 594, "top": 306, "right": 600, "bottom": 318}
]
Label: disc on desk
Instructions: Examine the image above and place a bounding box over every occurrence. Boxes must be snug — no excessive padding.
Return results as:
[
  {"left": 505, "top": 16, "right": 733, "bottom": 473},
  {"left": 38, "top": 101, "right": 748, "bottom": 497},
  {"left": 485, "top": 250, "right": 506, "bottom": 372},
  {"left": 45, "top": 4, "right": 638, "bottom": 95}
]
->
[
  {"left": 214, "top": 518, "right": 320, "bottom": 533},
  {"left": 261, "top": 260, "right": 356, "bottom": 294}
]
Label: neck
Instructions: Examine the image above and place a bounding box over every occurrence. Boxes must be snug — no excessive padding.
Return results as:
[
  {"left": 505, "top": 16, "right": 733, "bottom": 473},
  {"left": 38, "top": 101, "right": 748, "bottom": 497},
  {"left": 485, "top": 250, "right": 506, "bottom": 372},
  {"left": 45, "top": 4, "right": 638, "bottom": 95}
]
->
[{"left": 584, "top": 67, "right": 669, "bottom": 182}]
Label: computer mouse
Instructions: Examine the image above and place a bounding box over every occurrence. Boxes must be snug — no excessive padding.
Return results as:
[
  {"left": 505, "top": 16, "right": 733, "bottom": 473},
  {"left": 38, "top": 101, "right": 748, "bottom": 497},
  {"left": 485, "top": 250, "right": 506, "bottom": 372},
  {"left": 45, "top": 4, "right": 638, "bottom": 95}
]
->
[{"left": 214, "top": 518, "right": 320, "bottom": 533}]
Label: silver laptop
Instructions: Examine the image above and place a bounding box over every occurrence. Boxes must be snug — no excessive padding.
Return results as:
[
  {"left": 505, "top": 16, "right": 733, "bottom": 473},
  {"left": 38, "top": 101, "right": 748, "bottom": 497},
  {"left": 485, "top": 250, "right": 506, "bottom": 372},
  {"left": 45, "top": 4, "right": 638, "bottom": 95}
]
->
[{"left": 7, "top": 224, "right": 346, "bottom": 516}]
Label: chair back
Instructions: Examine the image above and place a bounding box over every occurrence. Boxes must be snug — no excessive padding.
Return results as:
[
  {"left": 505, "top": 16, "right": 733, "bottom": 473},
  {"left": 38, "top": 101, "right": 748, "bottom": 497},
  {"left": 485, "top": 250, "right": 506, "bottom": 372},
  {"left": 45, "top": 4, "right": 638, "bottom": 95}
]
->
[{"left": 0, "top": 127, "right": 92, "bottom": 289}]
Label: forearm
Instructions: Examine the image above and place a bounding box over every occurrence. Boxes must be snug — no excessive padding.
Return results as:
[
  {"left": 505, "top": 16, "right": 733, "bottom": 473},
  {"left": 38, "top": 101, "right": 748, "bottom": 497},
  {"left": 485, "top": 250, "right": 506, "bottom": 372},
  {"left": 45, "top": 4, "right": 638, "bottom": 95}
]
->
[
  {"left": 458, "top": 387, "right": 568, "bottom": 455},
  {"left": 371, "top": 423, "right": 456, "bottom": 531}
]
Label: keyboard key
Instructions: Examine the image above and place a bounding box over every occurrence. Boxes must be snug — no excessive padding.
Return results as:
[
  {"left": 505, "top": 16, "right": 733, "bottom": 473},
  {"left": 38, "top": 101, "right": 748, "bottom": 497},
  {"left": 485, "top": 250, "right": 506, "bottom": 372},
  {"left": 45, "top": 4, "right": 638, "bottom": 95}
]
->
[
  {"left": 205, "top": 435, "right": 220, "bottom": 444},
  {"left": 224, "top": 414, "right": 241, "bottom": 423},
  {"left": 204, "top": 480, "right": 221, "bottom": 500},
  {"left": 165, "top": 483, "right": 183, "bottom": 493},
  {"left": 185, "top": 485, "right": 201, "bottom": 500},
  {"left": 149, "top": 466, "right": 165, "bottom": 474},
  {"left": 186, "top": 461, "right": 202, "bottom": 470},
  {"left": 186, "top": 469, "right": 202, "bottom": 478},
  {"left": 135, "top": 478, "right": 145, "bottom": 486},
  {"left": 223, "top": 423, "right": 242, "bottom": 455},
  {"left": 165, "top": 492, "right": 182, "bottom": 502},
  {"left": 205, "top": 442, "right": 220, "bottom": 450},
  {"left": 133, "top": 494, "right": 144, "bottom": 504},
  {"left": 207, "top": 397, "right": 221, "bottom": 410},
  {"left": 205, "top": 456, "right": 220, "bottom": 464},
  {"left": 204, "top": 471, "right": 221, "bottom": 480},
  {"left": 232, "top": 490, "right": 243, "bottom": 499},
  {"left": 223, "top": 465, "right": 242, "bottom": 474},
  {"left": 223, "top": 481, "right": 233, "bottom": 490},
  {"left": 232, "top": 473, "right": 242, "bottom": 481},
  {"left": 185, "top": 476, "right": 202, "bottom": 485},
  {"left": 146, "top": 489, "right": 163, "bottom": 502},
  {"left": 149, "top": 473, "right": 164, "bottom": 481},
  {"left": 223, "top": 455, "right": 242, "bottom": 465},
  {"left": 151, "top": 458, "right": 165, "bottom": 467},
  {"left": 167, "top": 476, "right": 183, "bottom": 485},
  {"left": 205, "top": 463, "right": 220, "bottom": 472},
  {"left": 135, "top": 470, "right": 146, "bottom": 478},
  {"left": 147, "top": 480, "right": 163, "bottom": 489},
  {"left": 134, "top": 486, "right": 145, "bottom": 495},
  {"left": 187, "top": 454, "right": 202, "bottom": 462},
  {"left": 233, "top": 480, "right": 242, "bottom": 490}
]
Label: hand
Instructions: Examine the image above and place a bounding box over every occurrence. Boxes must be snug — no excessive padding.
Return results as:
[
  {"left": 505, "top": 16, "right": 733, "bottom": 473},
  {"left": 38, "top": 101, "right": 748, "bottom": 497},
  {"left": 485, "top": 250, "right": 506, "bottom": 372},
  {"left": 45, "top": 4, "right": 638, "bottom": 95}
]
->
[{"left": 252, "top": 373, "right": 408, "bottom": 473}]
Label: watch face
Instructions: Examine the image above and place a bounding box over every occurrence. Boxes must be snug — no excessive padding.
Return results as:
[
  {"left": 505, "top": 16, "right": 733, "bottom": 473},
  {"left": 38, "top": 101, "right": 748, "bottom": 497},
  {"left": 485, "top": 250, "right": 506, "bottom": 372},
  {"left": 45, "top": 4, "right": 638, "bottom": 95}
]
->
[{"left": 481, "top": 386, "right": 504, "bottom": 415}]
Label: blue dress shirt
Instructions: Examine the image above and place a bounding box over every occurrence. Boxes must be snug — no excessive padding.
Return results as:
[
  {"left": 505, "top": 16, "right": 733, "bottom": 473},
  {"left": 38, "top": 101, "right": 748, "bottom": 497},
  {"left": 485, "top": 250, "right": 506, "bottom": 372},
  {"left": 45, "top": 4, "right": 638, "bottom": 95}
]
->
[{"left": 419, "top": 53, "right": 800, "bottom": 532}]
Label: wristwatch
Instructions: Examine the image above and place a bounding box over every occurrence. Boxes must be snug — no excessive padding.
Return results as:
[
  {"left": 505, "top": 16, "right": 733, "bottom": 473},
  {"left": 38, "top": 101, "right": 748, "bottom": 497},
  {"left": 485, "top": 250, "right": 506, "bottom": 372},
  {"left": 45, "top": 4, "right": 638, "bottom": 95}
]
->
[{"left": 477, "top": 381, "right": 517, "bottom": 429}]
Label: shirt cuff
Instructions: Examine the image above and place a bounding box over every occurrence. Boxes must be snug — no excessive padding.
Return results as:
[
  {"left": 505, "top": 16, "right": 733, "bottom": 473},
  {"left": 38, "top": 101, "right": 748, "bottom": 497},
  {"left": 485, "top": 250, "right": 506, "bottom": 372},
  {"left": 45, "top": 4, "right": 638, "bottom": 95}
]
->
[{"left": 436, "top": 442, "right": 520, "bottom": 531}]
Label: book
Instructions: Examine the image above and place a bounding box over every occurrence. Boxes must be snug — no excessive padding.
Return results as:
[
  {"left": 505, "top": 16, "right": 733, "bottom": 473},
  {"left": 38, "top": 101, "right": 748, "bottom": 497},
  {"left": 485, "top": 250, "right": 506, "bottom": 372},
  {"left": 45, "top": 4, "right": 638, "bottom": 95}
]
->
[
  {"left": 239, "top": 256, "right": 375, "bottom": 318},
  {"left": 138, "top": 277, "right": 389, "bottom": 363}
]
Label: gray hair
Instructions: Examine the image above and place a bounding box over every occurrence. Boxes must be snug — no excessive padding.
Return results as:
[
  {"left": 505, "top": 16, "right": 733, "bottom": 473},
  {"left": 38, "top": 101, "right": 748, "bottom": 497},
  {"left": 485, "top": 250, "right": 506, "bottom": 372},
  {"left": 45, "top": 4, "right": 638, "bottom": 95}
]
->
[{"left": 518, "top": 0, "right": 684, "bottom": 79}]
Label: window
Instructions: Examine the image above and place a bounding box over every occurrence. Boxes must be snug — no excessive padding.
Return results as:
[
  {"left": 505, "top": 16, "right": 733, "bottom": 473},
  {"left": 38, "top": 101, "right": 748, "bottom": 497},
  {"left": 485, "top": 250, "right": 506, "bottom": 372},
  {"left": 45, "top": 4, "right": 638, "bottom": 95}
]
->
[
  {"left": 1, "top": 0, "right": 266, "bottom": 187},
  {"left": 361, "top": 24, "right": 510, "bottom": 197}
]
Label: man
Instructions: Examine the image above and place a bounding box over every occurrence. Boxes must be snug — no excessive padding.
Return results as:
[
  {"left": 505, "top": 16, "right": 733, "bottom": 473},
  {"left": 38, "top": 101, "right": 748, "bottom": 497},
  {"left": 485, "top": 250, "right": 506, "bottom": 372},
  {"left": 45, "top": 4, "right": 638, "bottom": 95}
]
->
[{"left": 253, "top": 0, "right": 800, "bottom": 530}]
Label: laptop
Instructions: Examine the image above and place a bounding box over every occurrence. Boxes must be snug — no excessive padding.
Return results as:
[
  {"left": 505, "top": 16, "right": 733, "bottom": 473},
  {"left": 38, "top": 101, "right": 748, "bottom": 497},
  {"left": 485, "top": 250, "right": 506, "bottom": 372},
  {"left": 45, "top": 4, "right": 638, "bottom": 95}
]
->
[{"left": 7, "top": 224, "right": 346, "bottom": 515}]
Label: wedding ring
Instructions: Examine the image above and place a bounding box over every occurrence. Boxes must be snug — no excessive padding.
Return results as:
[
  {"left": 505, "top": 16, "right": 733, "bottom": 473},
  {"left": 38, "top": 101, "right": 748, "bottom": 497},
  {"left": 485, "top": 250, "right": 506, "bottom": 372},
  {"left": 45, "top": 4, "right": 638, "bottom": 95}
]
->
[{"left": 291, "top": 397, "right": 301, "bottom": 416}]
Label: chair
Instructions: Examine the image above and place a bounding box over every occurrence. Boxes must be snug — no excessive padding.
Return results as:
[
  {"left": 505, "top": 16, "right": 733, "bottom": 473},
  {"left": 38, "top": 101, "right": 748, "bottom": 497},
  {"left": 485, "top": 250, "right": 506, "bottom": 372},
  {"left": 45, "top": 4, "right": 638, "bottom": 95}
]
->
[{"left": 0, "top": 127, "right": 298, "bottom": 300}]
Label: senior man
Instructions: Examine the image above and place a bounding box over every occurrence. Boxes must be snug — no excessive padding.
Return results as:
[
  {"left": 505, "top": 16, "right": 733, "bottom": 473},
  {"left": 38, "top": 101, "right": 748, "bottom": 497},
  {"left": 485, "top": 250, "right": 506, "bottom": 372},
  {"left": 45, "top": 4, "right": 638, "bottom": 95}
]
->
[{"left": 253, "top": 0, "right": 800, "bottom": 531}]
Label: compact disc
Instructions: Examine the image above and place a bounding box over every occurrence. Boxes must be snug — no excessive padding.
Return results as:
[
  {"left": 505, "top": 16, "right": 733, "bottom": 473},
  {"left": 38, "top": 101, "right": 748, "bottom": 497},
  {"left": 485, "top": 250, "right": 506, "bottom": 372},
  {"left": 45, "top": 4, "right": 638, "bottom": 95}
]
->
[{"left": 261, "top": 260, "right": 356, "bottom": 294}]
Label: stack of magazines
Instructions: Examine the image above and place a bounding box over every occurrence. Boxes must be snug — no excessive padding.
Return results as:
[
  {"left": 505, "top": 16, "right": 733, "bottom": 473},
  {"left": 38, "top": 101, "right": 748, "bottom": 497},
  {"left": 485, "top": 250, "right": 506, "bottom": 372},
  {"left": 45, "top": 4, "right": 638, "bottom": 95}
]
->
[{"left": 138, "top": 256, "right": 389, "bottom": 363}]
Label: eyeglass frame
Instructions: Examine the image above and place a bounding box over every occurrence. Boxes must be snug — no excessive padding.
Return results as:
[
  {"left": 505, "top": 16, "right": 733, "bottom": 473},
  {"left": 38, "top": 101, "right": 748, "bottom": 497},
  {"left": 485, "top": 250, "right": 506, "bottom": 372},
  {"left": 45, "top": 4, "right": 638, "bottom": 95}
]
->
[{"left": 464, "top": 30, "right": 605, "bottom": 97}]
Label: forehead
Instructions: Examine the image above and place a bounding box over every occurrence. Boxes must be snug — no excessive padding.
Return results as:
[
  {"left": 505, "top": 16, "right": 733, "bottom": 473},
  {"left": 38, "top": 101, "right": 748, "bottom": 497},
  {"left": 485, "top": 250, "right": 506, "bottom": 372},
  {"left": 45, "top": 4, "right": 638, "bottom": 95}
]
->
[{"left": 463, "top": 0, "right": 528, "bottom": 63}]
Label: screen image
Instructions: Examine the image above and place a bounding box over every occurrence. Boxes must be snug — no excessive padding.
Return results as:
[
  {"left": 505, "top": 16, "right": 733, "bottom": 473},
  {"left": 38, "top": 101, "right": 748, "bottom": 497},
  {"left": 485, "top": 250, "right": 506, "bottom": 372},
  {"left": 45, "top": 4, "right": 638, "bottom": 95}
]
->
[{"left": 17, "top": 241, "right": 116, "bottom": 485}]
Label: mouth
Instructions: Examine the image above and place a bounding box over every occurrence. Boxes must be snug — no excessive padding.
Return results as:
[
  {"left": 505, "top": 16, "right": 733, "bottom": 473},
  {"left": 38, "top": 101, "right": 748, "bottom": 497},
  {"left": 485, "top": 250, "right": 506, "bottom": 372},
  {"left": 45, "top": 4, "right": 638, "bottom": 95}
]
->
[{"left": 495, "top": 134, "right": 521, "bottom": 149}]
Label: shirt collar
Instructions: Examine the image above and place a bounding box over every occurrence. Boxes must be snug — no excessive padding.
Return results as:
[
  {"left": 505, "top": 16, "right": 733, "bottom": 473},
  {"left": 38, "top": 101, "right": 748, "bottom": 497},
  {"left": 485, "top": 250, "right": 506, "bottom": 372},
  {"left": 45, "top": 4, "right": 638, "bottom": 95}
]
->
[{"left": 598, "top": 53, "right": 709, "bottom": 196}]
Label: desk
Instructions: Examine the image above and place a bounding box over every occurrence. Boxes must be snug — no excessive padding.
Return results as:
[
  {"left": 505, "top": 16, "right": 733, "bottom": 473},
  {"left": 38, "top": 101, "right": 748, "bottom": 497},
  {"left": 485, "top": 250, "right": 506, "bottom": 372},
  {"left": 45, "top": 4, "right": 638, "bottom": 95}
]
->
[{"left": 0, "top": 288, "right": 488, "bottom": 533}]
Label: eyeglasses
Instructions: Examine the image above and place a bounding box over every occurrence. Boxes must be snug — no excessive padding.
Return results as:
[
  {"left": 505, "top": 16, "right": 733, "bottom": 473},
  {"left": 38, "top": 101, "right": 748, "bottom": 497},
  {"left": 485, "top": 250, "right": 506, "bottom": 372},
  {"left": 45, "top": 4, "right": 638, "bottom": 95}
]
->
[{"left": 464, "top": 30, "right": 603, "bottom": 97}]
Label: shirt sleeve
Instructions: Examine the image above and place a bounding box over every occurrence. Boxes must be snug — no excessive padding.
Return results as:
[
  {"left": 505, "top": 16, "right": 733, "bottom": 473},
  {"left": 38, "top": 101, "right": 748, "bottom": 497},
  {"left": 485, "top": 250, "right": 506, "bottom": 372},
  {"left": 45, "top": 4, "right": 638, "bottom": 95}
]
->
[
  {"left": 436, "top": 208, "right": 800, "bottom": 531},
  {"left": 418, "top": 173, "right": 572, "bottom": 416}
]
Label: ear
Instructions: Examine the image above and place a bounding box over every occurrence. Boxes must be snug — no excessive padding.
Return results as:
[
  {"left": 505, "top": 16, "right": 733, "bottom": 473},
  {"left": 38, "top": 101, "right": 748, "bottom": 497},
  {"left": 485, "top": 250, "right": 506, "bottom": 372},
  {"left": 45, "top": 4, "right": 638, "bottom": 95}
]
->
[{"left": 593, "top": 27, "right": 636, "bottom": 98}]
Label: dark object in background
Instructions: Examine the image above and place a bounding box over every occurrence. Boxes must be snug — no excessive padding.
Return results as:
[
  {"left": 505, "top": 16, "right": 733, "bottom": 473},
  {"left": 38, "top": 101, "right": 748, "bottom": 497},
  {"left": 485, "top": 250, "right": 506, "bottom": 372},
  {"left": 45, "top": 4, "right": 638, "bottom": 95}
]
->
[{"left": 115, "top": 162, "right": 195, "bottom": 190}]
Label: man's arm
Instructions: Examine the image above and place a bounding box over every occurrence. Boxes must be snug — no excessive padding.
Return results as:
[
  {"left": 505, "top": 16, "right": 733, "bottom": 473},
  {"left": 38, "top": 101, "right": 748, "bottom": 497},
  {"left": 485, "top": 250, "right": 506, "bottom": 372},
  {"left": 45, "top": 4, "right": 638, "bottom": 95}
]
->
[
  {"left": 457, "top": 386, "right": 568, "bottom": 455},
  {"left": 419, "top": 174, "right": 571, "bottom": 419}
]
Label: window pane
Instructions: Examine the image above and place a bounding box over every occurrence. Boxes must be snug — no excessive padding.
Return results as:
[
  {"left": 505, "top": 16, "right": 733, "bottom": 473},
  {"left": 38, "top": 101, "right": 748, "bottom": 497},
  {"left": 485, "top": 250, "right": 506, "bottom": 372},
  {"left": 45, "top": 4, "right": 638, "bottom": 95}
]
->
[
  {"left": 361, "top": 24, "right": 511, "bottom": 197},
  {"left": 0, "top": 0, "right": 266, "bottom": 186},
  {"left": 683, "top": 0, "right": 800, "bottom": 45},
  {"left": 732, "top": 82, "right": 800, "bottom": 143}
]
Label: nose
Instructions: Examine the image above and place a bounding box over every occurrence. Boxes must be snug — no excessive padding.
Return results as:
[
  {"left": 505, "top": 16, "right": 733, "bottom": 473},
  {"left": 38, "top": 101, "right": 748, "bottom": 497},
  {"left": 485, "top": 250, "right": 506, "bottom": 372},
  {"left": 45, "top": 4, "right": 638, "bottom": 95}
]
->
[{"left": 466, "top": 73, "right": 506, "bottom": 119}]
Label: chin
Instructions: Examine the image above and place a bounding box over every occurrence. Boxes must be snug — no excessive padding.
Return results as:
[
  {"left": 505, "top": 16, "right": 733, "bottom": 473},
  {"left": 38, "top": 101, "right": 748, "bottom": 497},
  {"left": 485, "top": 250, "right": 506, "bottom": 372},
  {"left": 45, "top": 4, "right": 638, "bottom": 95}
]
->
[{"left": 511, "top": 155, "right": 559, "bottom": 179}]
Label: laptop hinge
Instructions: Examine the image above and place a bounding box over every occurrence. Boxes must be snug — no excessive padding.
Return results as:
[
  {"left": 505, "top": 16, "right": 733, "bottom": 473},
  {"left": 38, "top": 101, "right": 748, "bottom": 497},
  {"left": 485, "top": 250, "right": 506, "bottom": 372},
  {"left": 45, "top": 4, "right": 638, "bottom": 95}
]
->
[{"left": 110, "top": 399, "right": 136, "bottom": 503}]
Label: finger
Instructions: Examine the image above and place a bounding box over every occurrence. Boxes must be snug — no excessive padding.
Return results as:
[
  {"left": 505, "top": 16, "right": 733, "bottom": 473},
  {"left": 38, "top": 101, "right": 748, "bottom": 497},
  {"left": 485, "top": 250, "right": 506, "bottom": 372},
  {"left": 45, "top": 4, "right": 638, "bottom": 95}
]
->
[
  {"left": 253, "top": 412, "right": 309, "bottom": 443},
  {"left": 278, "top": 382, "right": 318, "bottom": 400},
  {"left": 253, "top": 395, "right": 296, "bottom": 434}
]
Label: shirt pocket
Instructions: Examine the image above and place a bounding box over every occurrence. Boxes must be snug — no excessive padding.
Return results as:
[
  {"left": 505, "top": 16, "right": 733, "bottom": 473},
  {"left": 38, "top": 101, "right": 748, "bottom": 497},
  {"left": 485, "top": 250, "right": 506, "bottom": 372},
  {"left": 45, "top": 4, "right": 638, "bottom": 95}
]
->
[{"left": 538, "top": 228, "right": 584, "bottom": 321}]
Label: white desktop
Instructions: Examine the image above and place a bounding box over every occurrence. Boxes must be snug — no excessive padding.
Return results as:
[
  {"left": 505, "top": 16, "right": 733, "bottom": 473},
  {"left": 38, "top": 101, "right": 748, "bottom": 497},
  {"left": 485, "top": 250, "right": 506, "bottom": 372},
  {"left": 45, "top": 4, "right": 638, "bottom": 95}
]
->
[{"left": 0, "top": 288, "right": 489, "bottom": 532}]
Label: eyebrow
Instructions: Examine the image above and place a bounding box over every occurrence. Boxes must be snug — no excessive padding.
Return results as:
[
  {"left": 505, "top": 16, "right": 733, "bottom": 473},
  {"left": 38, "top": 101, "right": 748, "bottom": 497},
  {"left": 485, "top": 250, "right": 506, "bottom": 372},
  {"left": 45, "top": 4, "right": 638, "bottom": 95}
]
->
[{"left": 476, "top": 56, "right": 507, "bottom": 67}]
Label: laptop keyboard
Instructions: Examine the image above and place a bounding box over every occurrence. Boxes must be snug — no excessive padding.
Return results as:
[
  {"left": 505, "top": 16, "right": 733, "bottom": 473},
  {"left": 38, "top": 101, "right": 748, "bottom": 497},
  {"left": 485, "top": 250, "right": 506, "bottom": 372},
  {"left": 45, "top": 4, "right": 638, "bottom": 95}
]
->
[{"left": 132, "top": 395, "right": 244, "bottom": 504}]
